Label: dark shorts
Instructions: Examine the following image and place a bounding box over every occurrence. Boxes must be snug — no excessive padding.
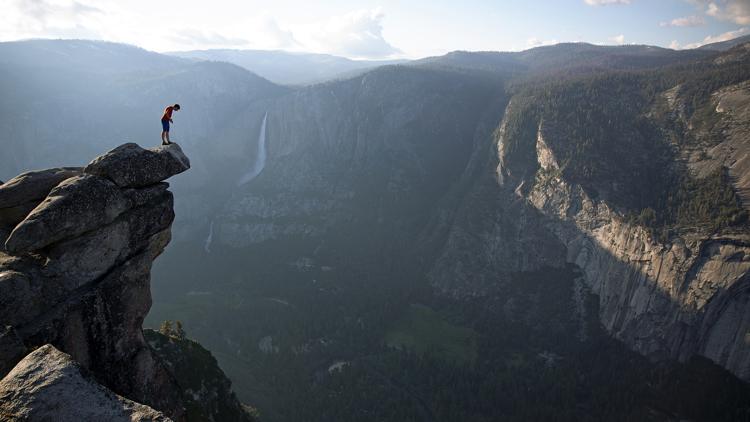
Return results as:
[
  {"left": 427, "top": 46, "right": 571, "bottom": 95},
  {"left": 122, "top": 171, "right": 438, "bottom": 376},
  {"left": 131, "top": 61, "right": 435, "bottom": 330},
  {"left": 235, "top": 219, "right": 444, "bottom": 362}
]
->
[{"left": 161, "top": 119, "right": 170, "bottom": 132}]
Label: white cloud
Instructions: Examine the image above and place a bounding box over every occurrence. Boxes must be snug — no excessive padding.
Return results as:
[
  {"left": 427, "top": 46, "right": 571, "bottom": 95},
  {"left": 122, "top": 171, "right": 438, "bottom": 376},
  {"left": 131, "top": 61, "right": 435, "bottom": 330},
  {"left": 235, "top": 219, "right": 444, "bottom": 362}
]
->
[
  {"left": 152, "top": 14, "right": 300, "bottom": 51},
  {"left": 682, "top": 26, "right": 749, "bottom": 48},
  {"left": 254, "top": 14, "right": 300, "bottom": 50},
  {"left": 0, "top": 0, "right": 105, "bottom": 40},
  {"left": 295, "top": 8, "right": 401, "bottom": 59},
  {"left": 168, "top": 29, "right": 248, "bottom": 48},
  {"left": 526, "top": 37, "right": 558, "bottom": 48},
  {"left": 0, "top": 1, "right": 401, "bottom": 59},
  {"left": 691, "top": 0, "right": 750, "bottom": 24},
  {"left": 706, "top": 0, "right": 750, "bottom": 25},
  {"left": 610, "top": 34, "right": 626, "bottom": 44},
  {"left": 584, "top": 0, "right": 631, "bottom": 5},
  {"left": 669, "top": 40, "right": 681, "bottom": 49},
  {"left": 707, "top": 2, "right": 723, "bottom": 16},
  {"left": 660, "top": 15, "right": 706, "bottom": 26},
  {"left": 16, "top": 0, "right": 103, "bottom": 21}
]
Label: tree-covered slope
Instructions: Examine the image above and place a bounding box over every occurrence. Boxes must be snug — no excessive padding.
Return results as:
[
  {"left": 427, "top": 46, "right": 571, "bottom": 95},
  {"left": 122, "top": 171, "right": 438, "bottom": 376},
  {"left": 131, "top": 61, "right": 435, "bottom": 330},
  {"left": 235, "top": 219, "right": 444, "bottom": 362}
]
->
[
  {"left": 500, "top": 42, "right": 750, "bottom": 237},
  {"left": 145, "top": 328, "right": 257, "bottom": 422}
]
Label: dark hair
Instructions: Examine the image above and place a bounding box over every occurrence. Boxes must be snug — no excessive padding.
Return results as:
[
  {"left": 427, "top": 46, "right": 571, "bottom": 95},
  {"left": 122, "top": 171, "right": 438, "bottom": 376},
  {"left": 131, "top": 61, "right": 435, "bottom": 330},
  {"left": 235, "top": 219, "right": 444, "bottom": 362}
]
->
[{"left": 173, "top": 104, "right": 181, "bottom": 110}]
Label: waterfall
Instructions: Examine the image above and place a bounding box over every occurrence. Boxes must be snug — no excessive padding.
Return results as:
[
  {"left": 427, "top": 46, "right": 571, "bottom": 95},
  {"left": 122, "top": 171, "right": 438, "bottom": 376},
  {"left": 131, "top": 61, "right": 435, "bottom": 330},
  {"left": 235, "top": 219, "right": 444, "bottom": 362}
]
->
[
  {"left": 204, "top": 220, "right": 214, "bottom": 254},
  {"left": 237, "top": 112, "right": 268, "bottom": 186},
  {"left": 208, "top": 113, "right": 267, "bottom": 252}
]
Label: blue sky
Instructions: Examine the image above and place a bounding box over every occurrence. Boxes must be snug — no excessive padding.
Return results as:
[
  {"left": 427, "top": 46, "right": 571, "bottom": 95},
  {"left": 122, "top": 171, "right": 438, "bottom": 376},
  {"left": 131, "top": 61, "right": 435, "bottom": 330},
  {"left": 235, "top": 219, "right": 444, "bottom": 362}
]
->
[{"left": 1, "top": 0, "right": 748, "bottom": 58}]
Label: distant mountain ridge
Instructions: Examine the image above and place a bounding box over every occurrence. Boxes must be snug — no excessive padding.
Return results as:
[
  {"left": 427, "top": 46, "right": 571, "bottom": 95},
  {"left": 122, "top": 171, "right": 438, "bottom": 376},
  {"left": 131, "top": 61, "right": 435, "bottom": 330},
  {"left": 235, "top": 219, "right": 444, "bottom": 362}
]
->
[
  {"left": 699, "top": 34, "right": 750, "bottom": 51},
  {"left": 169, "top": 49, "right": 407, "bottom": 85},
  {"left": 415, "top": 42, "right": 715, "bottom": 76},
  {"left": 0, "top": 39, "right": 188, "bottom": 74}
]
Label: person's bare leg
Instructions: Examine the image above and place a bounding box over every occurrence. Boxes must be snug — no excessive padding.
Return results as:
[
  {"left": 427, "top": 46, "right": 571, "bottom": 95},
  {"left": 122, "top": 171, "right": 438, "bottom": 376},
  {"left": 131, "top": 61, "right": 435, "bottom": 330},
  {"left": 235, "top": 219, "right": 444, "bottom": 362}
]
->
[
  {"left": 161, "top": 131, "right": 166, "bottom": 144},
  {"left": 165, "top": 130, "right": 171, "bottom": 144}
]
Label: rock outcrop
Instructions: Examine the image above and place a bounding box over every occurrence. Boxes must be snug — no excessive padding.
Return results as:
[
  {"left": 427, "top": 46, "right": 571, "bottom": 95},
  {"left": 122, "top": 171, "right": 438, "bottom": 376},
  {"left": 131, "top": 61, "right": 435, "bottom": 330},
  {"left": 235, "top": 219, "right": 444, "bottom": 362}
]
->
[
  {"left": 0, "top": 168, "right": 82, "bottom": 237},
  {"left": 85, "top": 143, "right": 191, "bottom": 188},
  {"left": 0, "top": 345, "right": 172, "bottom": 422},
  {"left": 0, "top": 143, "right": 191, "bottom": 420}
]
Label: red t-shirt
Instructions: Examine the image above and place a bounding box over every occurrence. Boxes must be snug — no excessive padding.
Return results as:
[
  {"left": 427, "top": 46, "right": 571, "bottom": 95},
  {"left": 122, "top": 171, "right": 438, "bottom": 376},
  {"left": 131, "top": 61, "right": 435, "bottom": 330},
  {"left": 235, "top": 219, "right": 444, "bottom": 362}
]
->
[{"left": 161, "top": 106, "right": 174, "bottom": 121}]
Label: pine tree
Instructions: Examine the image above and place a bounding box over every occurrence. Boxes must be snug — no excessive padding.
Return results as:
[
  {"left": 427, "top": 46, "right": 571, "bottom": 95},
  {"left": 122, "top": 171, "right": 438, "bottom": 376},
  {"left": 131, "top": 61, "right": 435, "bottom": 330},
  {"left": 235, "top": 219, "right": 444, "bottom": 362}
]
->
[
  {"left": 159, "top": 320, "right": 173, "bottom": 336},
  {"left": 174, "top": 320, "right": 186, "bottom": 340}
]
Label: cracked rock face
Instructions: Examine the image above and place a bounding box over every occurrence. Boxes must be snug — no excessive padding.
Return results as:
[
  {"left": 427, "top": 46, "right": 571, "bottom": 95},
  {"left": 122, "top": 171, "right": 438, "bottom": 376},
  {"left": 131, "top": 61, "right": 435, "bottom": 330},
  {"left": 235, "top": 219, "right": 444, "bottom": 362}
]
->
[
  {"left": 0, "top": 143, "right": 190, "bottom": 421},
  {"left": 0, "top": 345, "right": 172, "bottom": 422}
]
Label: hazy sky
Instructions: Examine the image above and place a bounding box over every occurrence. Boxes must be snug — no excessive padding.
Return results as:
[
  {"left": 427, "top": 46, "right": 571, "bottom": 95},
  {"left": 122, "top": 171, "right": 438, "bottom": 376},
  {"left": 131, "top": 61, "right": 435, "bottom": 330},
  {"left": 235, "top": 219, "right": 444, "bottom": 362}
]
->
[{"left": 1, "top": 0, "right": 749, "bottom": 59}]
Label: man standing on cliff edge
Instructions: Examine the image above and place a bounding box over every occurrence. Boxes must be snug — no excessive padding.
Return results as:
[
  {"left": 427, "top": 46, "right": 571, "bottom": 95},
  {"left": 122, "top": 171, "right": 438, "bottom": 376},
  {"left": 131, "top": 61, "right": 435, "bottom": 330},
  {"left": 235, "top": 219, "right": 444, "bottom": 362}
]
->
[{"left": 161, "top": 103, "right": 180, "bottom": 145}]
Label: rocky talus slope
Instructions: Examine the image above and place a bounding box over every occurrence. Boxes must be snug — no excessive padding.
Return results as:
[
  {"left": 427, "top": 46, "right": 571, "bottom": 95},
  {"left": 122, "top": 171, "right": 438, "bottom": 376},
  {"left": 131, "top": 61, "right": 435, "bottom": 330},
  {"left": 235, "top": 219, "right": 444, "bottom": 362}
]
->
[{"left": 0, "top": 144, "right": 251, "bottom": 421}]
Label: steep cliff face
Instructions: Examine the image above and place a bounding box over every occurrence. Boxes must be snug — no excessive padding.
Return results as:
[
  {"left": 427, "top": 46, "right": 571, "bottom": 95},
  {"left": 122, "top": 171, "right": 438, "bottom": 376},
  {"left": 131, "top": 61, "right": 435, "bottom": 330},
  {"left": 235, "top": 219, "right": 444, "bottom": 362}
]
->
[
  {"left": 478, "top": 43, "right": 750, "bottom": 381},
  {"left": 0, "top": 143, "right": 252, "bottom": 421},
  {"left": 497, "top": 108, "right": 750, "bottom": 380},
  {"left": 424, "top": 99, "right": 567, "bottom": 296}
]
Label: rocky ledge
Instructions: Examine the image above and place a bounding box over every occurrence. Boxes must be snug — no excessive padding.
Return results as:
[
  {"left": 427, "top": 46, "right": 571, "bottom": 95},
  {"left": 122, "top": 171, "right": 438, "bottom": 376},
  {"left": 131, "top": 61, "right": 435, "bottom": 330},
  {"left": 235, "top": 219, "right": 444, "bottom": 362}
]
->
[{"left": 0, "top": 144, "right": 251, "bottom": 421}]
